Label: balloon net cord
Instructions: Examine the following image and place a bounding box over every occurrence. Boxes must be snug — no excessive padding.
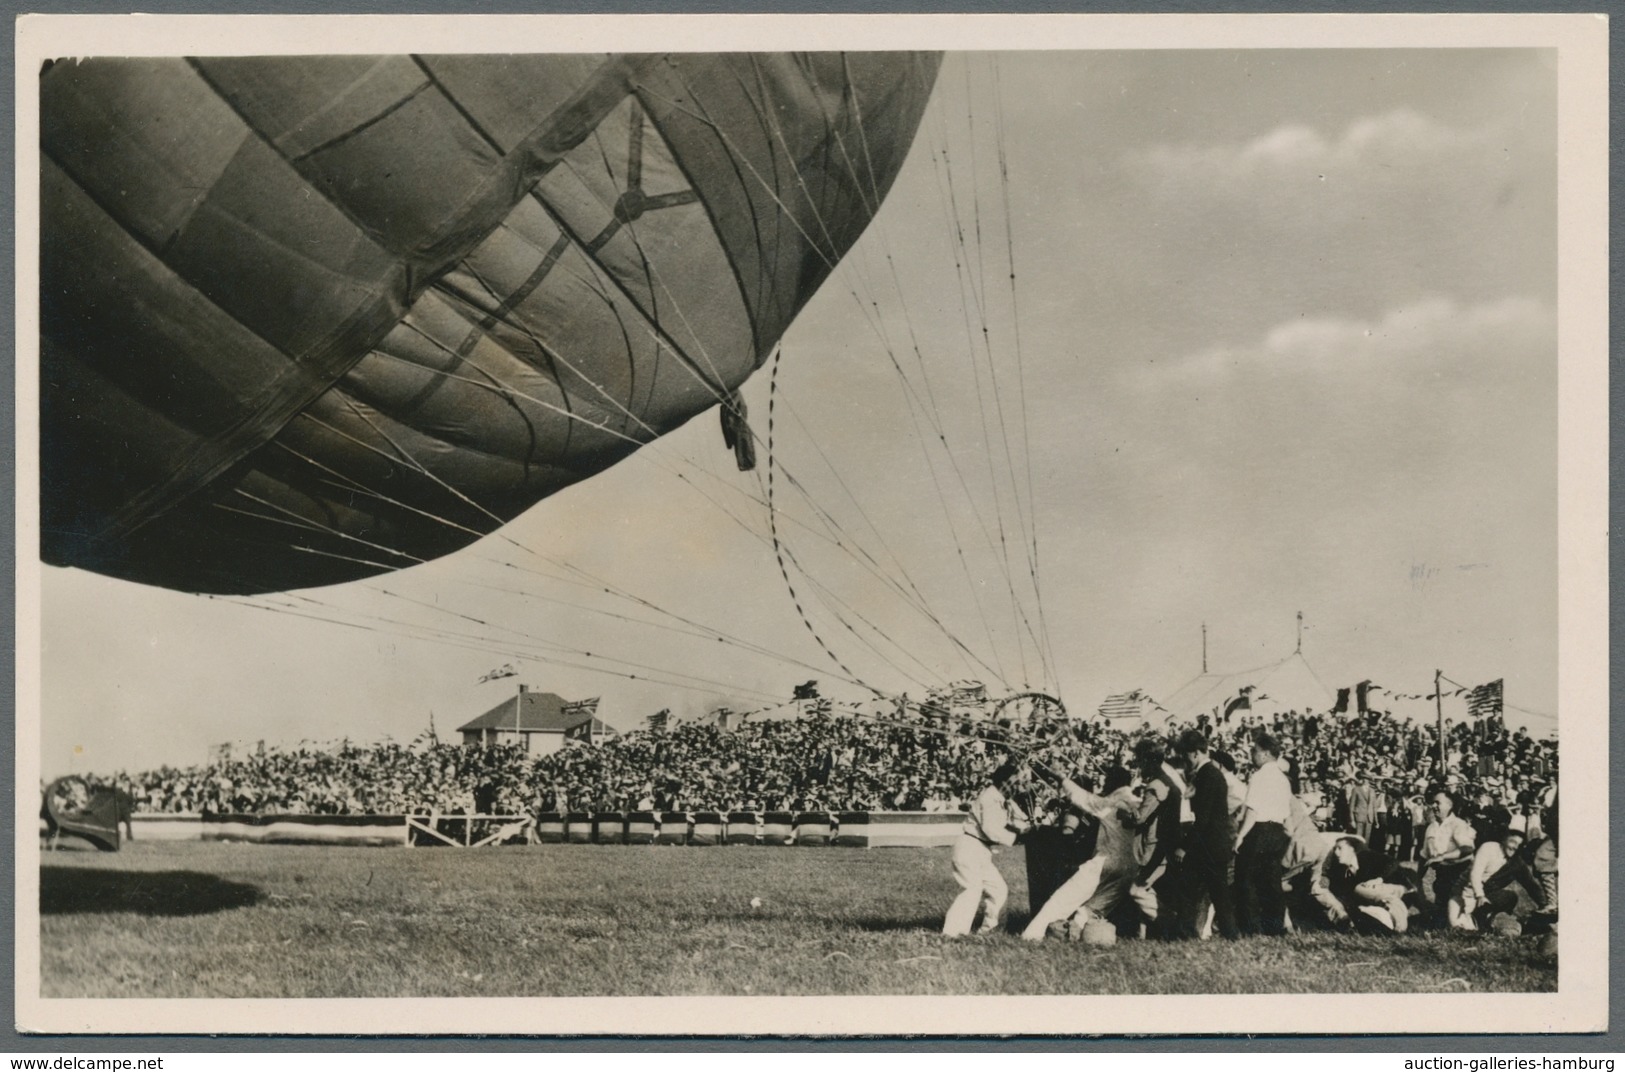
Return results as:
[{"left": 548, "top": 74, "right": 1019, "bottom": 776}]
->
[{"left": 765, "top": 347, "right": 873, "bottom": 697}]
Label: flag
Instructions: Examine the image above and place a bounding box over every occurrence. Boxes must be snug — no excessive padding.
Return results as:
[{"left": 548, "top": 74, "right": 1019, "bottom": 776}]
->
[
  {"left": 1466, "top": 679, "right": 1504, "bottom": 720},
  {"left": 478, "top": 663, "right": 516, "bottom": 684},
  {"left": 792, "top": 680, "right": 820, "bottom": 701},
  {"left": 1355, "top": 680, "right": 1380, "bottom": 714},
  {"left": 1331, "top": 687, "right": 1350, "bottom": 715},
  {"left": 1222, "top": 686, "right": 1254, "bottom": 722},
  {"left": 646, "top": 708, "right": 671, "bottom": 732},
  {"left": 563, "top": 697, "right": 601, "bottom": 719},
  {"left": 1097, "top": 689, "right": 1162, "bottom": 720}
]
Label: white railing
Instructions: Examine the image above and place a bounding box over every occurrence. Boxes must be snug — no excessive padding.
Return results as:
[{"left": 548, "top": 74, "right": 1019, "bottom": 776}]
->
[{"left": 405, "top": 813, "right": 535, "bottom": 848}]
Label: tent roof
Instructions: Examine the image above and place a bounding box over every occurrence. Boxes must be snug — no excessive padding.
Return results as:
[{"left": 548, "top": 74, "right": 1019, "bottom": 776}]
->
[{"left": 1162, "top": 652, "right": 1335, "bottom": 720}]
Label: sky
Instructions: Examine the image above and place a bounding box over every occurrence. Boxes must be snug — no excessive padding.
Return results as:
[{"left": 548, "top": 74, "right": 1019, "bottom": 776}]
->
[{"left": 36, "top": 48, "right": 1560, "bottom": 777}]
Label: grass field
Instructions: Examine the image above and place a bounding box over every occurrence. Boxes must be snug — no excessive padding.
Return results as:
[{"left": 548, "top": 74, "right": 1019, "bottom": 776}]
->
[{"left": 37, "top": 841, "right": 1556, "bottom": 998}]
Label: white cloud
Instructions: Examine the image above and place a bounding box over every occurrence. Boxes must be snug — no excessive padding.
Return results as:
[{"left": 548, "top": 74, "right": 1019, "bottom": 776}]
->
[
  {"left": 1128, "top": 108, "right": 1485, "bottom": 188},
  {"left": 1177, "top": 295, "right": 1555, "bottom": 379},
  {"left": 1098, "top": 106, "right": 1553, "bottom": 346}
]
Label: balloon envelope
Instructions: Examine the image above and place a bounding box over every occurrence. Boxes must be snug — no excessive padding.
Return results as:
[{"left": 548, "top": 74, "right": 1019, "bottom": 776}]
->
[{"left": 40, "top": 52, "right": 941, "bottom": 594}]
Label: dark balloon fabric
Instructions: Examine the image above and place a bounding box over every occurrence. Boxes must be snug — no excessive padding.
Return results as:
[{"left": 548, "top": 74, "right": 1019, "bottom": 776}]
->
[{"left": 41, "top": 53, "right": 940, "bottom": 594}]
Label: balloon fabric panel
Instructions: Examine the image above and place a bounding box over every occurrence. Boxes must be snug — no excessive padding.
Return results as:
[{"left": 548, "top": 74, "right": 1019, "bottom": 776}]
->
[
  {"left": 38, "top": 53, "right": 940, "bottom": 594},
  {"left": 185, "top": 56, "right": 430, "bottom": 162},
  {"left": 40, "top": 58, "right": 247, "bottom": 252}
]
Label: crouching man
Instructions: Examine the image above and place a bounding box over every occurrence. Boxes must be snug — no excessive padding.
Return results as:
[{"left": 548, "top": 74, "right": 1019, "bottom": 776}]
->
[
  {"left": 1324, "top": 836, "right": 1415, "bottom": 934},
  {"left": 1021, "top": 765, "right": 1140, "bottom": 941},
  {"left": 943, "top": 761, "right": 1030, "bottom": 937}
]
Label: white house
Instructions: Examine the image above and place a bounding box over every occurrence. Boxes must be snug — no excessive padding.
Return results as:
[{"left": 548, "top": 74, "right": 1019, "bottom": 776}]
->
[{"left": 456, "top": 685, "right": 615, "bottom": 756}]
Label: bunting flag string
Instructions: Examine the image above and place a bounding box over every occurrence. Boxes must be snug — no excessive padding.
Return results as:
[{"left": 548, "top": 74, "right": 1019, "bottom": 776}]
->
[{"left": 1341, "top": 675, "right": 1500, "bottom": 713}]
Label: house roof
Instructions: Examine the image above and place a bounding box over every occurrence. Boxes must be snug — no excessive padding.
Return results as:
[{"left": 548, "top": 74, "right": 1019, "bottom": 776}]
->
[{"left": 457, "top": 690, "right": 594, "bottom": 734}]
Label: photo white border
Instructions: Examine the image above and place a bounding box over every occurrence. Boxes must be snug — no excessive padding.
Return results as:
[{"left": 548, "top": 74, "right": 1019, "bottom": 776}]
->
[{"left": 13, "top": 11, "right": 1609, "bottom": 1037}]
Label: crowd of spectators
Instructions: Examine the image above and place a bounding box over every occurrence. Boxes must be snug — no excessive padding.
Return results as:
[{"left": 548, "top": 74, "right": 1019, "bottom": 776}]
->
[
  {"left": 60, "top": 691, "right": 1560, "bottom": 942},
  {"left": 1178, "top": 706, "right": 1557, "bottom": 863},
  {"left": 1001, "top": 712, "right": 1558, "bottom": 945},
  {"left": 102, "top": 739, "right": 500, "bottom": 816},
  {"left": 69, "top": 692, "right": 1554, "bottom": 942},
  {"left": 90, "top": 696, "right": 1554, "bottom": 844},
  {"left": 95, "top": 704, "right": 1008, "bottom": 818}
]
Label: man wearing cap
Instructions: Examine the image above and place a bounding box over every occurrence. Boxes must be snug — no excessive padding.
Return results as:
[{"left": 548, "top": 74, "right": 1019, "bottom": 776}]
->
[
  {"left": 943, "top": 761, "right": 1030, "bottom": 937},
  {"left": 1347, "top": 769, "right": 1378, "bottom": 844},
  {"left": 1381, "top": 779, "right": 1410, "bottom": 860},
  {"left": 1472, "top": 785, "right": 1513, "bottom": 844}
]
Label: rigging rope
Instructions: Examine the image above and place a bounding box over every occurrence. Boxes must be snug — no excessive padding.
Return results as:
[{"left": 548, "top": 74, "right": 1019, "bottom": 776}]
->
[
  {"left": 765, "top": 347, "right": 875, "bottom": 695},
  {"left": 990, "top": 54, "right": 1059, "bottom": 691},
  {"left": 210, "top": 56, "right": 1060, "bottom": 724}
]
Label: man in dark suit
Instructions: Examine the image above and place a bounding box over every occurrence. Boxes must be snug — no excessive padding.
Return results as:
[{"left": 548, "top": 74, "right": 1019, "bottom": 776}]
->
[
  {"left": 1175, "top": 728, "right": 1240, "bottom": 940},
  {"left": 1348, "top": 770, "right": 1378, "bottom": 843}
]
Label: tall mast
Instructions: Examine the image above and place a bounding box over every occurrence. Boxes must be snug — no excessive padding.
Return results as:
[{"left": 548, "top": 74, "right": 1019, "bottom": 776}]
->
[{"left": 1436, "top": 669, "right": 1447, "bottom": 773}]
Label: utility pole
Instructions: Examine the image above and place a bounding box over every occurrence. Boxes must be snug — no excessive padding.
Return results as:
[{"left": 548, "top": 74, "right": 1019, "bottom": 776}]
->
[{"left": 1435, "top": 668, "right": 1446, "bottom": 774}]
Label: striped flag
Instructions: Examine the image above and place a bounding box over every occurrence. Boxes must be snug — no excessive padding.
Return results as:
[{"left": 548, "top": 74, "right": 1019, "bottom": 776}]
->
[
  {"left": 1466, "top": 679, "right": 1504, "bottom": 720},
  {"left": 1096, "top": 689, "right": 1166, "bottom": 721}
]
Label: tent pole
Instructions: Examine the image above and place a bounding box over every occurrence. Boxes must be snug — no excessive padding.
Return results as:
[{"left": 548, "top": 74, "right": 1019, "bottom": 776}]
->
[{"left": 1435, "top": 669, "right": 1446, "bottom": 775}]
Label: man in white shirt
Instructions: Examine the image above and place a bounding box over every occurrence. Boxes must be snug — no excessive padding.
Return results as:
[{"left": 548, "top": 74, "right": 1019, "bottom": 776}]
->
[
  {"left": 1234, "top": 731, "right": 1293, "bottom": 937},
  {"left": 1417, "top": 789, "right": 1477, "bottom": 928},
  {"left": 1456, "top": 827, "right": 1526, "bottom": 930},
  {"left": 943, "top": 761, "right": 1030, "bottom": 936}
]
